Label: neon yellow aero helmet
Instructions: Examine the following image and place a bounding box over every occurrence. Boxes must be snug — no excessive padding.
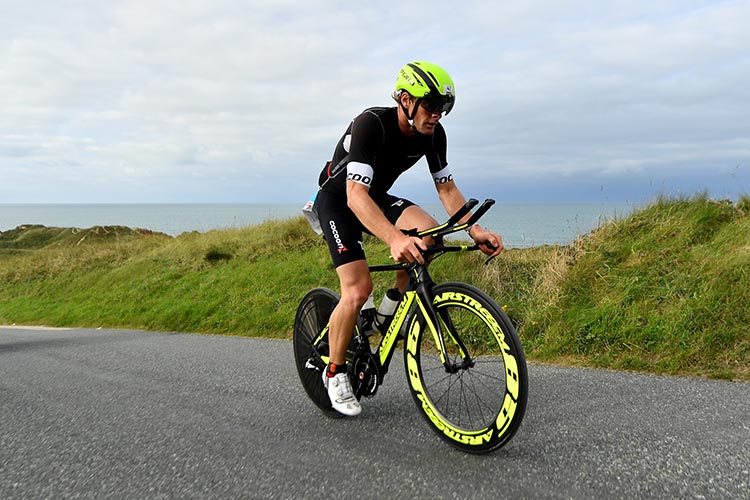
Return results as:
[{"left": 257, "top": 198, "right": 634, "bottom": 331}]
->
[{"left": 393, "top": 61, "right": 455, "bottom": 115}]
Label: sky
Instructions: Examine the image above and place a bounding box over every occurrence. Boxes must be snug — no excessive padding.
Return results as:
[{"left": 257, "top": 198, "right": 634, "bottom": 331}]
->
[{"left": 1, "top": 0, "right": 749, "bottom": 205}]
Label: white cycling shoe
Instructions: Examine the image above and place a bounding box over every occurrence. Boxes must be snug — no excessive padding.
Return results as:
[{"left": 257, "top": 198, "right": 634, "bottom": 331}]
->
[{"left": 322, "top": 368, "right": 361, "bottom": 416}]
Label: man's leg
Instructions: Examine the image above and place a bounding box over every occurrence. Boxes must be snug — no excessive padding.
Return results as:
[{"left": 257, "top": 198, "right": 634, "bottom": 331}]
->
[
  {"left": 328, "top": 259, "right": 372, "bottom": 366},
  {"left": 322, "top": 259, "right": 371, "bottom": 417}
]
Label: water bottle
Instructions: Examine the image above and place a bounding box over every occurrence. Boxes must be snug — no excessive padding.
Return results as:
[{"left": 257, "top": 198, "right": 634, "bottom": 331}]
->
[
  {"left": 301, "top": 191, "right": 322, "bottom": 235},
  {"left": 375, "top": 288, "right": 401, "bottom": 332}
]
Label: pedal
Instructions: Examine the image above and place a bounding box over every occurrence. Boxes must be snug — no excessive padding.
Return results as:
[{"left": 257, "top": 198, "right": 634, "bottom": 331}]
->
[{"left": 305, "top": 358, "right": 322, "bottom": 372}]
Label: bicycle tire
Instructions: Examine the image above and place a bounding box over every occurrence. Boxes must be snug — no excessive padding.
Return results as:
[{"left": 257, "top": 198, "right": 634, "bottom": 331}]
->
[
  {"left": 292, "top": 287, "right": 350, "bottom": 418},
  {"left": 404, "top": 282, "right": 528, "bottom": 453}
]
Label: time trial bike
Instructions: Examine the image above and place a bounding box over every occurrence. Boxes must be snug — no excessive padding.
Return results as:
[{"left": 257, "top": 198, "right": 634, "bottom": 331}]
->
[{"left": 293, "top": 199, "right": 528, "bottom": 453}]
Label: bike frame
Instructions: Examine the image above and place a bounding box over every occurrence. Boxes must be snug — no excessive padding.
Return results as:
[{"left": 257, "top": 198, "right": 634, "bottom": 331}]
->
[
  {"left": 366, "top": 252, "right": 464, "bottom": 375},
  {"left": 314, "top": 198, "right": 496, "bottom": 381}
]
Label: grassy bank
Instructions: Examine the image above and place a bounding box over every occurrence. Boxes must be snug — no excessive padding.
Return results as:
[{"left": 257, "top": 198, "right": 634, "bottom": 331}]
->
[{"left": 1, "top": 194, "right": 748, "bottom": 380}]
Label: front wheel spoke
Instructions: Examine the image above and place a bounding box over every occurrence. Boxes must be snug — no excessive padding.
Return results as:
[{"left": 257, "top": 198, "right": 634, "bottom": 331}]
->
[
  {"left": 454, "top": 372, "right": 491, "bottom": 428},
  {"left": 458, "top": 374, "right": 471, "bottom": 426},
  {"left": 463, "top": 371, "right": 499, "bottom": 421},
  {"left": 465, "top": 366, "right": 506, "bottom": 393},
  {"left": 428, "top": 371, "right": 460, "bottom": 407}
]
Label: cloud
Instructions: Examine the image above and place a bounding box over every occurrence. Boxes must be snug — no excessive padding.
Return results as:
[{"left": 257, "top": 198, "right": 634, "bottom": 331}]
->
[
  {"left": 1, "top": 0, "right": 749, "bottom": 203},
  {"left": 444, "top": 1, "right": 750, "bottom": 190}
]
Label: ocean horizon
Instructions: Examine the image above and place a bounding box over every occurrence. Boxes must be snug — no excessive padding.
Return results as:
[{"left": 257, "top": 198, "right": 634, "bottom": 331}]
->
[{"left": 0, "top": 202, "right": 637, "bottom": 248}]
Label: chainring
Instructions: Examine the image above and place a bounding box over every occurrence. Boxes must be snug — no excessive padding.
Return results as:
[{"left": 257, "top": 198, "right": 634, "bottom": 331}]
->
[{"left": 352, "top": 351, "right": 380, "bottom": 398}]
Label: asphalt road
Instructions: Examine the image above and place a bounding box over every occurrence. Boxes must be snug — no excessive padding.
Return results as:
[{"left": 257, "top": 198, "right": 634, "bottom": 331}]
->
[{"left": 1, "top": 326, "right": 748, "bottom": 499}]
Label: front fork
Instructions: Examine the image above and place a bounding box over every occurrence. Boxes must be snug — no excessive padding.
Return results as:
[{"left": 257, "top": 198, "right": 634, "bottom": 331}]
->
[{"left": 414, "top": 272, "right": 474, "bottom": 373}]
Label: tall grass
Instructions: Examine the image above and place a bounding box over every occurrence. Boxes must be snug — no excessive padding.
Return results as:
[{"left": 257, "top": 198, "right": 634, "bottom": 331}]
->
[{"left": 519, "top": 194, "right": 750, "bottom": 379}]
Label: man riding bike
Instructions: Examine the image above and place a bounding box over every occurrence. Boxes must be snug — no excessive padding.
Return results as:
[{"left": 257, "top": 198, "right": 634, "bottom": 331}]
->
[{"left": 316, "top": 61, "right": 503, "bottom": 416}]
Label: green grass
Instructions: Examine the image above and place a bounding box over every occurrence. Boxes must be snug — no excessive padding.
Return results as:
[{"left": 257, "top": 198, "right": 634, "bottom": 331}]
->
[
  {"left": 1, "top": 194, "right": 748, "bottom": 380},
  {"left": 520, "top": 194, "right": 750, "bottom": 380}
]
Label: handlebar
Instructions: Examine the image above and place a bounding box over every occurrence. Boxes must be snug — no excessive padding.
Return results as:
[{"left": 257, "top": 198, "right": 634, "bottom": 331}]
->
[
  {"left": 368, "top": 243, "right": 495, "bottom": 273},
  {"left": 401, "top": 198, "right": 496, "bottom": 240},
  {"left": 425, "top": 242, "right": 499, "bottom": 265},
  {"left": 370, "top": 198, "right": 499, "bottom": 272},
  {"left": 443, "top": 198, "right": 478, "bottom": 227}
]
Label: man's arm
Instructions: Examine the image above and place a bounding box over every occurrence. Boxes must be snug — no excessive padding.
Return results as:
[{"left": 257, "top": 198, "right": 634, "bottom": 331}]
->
[
  {"left": 435, "top": 180, "right": 504, "bottom": 257},
  {"left": 346, "top": 181, "right": 427, "bottom": 264}
]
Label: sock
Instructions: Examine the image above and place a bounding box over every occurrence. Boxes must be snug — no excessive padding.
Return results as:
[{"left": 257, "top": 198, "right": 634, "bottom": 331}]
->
[{"left": 326, "top": 363, "right": 348, "bottom": 378}]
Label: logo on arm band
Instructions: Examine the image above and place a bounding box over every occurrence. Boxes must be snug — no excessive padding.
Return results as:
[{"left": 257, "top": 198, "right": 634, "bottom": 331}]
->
[
  {"left": 347, "top": 161, "right": 374, "bottom": 187},
  {"left": 432, "top": 166, "right": 453, "bottom": 184}
]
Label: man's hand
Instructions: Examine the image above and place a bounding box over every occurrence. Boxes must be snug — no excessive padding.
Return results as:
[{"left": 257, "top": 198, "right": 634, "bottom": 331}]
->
[
  {"left": 389, "top": 232, "right": 427, "bottom": 264},
  {"left": 469, "top": 225, "right": 504, "bottom": 258}
]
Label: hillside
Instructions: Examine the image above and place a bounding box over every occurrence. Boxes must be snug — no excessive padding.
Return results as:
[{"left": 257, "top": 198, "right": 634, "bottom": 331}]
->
[
  {"left": 514, "top": 195, "right": 750, "bottom": 379},
  {"left": 1, "top": 194, "right": 748, "bottom": 380}
]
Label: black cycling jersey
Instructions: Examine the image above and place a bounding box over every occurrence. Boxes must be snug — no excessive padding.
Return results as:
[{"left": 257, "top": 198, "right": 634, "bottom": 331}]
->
[{"left": 317, "top": 107, "right": 452, "bottom": 201}]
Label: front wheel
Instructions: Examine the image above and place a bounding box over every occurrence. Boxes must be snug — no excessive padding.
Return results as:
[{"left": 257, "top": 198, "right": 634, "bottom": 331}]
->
[{"left": 404, "top": 282, "right": 528, "bottom": 453}]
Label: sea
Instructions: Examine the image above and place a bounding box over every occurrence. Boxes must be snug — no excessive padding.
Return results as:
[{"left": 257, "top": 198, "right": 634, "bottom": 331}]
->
[{"left": 0, "top": 202, "right": 637, "bottom": 248}]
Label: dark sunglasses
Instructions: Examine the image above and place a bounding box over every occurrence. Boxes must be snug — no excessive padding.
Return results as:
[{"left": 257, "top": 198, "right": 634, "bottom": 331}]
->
[{"left": 419, "top": 95, "right": 455, "bottom": 115}]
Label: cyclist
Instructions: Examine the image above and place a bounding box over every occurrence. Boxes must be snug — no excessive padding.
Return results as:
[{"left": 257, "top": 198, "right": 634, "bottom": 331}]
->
[{"left": 316, "top": 61, "right": 504, "bottom": 416}]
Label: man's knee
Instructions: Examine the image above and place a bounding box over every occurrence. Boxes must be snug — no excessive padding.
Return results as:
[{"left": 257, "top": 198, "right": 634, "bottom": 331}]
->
[
  {"left": 340, "top": 279, "right": 373, "bottom": 309},
  {"left": 398, "top": 206, "right": 438, "bottom": 233},
  {"left": 337, "top": 260, "right": 373, "bottom": 310}
]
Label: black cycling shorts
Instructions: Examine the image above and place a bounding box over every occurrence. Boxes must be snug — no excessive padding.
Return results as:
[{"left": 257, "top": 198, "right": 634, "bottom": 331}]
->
[{"left": 317, "top": 189, "right": 416, "bottom": 268}]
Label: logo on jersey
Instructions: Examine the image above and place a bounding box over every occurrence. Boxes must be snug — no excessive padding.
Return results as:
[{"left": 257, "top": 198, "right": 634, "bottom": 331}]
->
[
  {"left": 346, "top": 172, "right": 372, "bottom": 186},
  {"left": 432, "top": 166, "right": 453, "bottom": 185},
  {"left": 329, "top": 220, "right": 348, "bottom": 253},
  {"left": 433, "top": 173, "right": 453, "bottom": 184}
]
